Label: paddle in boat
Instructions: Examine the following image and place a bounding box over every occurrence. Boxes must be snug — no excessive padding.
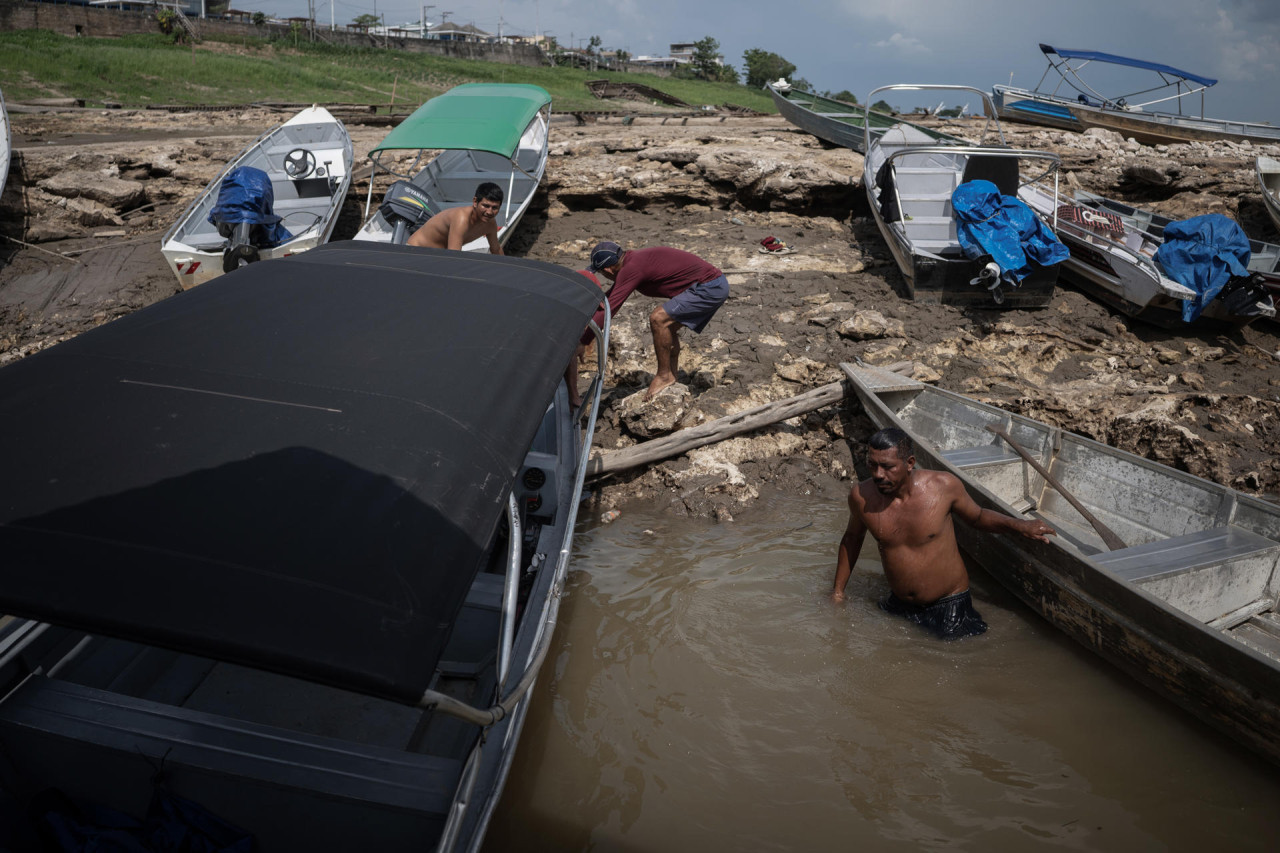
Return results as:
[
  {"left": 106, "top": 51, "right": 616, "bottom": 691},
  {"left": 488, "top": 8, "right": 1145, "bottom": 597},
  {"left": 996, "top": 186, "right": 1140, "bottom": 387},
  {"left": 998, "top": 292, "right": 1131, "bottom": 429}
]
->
[
  {"left": 354, "top": 83, "right": 551, "bottom": 249},
  {"left": 843, "top": 360, "right": 1280, "bottom": 768},
  {"left": 1017, "top": 184, "right": 1276, "bottom": 328},
  {"left": 160, "top": 105, "right": 353, "bottom": 289},
  {"left": 862, "top": 84, "right": 1068, "bottom": 307},
  {"left": 0, "top": 241, "right": 610, "bottom": 852}
]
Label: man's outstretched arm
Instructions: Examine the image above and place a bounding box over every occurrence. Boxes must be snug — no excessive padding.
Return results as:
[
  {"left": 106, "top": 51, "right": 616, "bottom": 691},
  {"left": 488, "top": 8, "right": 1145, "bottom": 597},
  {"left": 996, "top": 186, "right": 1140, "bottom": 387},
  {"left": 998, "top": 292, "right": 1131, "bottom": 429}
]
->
[{"left": 948, "top": 474, "right": 1055, "bottom": 542}]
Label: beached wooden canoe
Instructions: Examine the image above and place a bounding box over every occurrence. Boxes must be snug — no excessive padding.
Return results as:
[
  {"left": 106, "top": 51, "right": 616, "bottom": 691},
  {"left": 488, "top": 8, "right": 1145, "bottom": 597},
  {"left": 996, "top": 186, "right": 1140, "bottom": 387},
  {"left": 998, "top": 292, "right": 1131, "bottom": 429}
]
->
[{"left": 842, "top": 361, "right": 1280, "bottom": 767}]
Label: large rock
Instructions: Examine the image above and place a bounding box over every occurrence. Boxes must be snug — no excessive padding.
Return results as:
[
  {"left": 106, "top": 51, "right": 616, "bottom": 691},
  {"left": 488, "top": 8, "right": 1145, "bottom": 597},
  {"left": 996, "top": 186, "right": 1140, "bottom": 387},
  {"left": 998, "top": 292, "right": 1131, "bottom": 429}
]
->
[
  {"left": 38, "top": 171, "right": 146, "bottom": 210},
  {"left": 618, "top": 384, "right": 694, "bottom": 438},
  {"left": 837, "top": 309, "right": 906, "bottom": 340}
]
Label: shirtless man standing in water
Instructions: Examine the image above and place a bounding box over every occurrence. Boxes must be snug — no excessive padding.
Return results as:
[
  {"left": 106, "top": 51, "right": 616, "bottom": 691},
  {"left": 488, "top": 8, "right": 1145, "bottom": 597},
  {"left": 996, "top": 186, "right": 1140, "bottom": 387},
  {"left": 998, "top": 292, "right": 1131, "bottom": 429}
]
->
[
  {"left": 407, "top": 182, "right": 504, "bottom": 254},
  {"left": 831, "top": 427, "right": 1055, "bottom": 639}
]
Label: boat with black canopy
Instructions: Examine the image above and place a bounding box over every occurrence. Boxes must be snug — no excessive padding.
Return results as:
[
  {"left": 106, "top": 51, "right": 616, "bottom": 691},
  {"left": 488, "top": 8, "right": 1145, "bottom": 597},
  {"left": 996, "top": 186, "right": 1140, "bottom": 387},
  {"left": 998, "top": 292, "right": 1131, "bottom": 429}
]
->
[{"left": 0, "top": 241, "right": 609, "bottom": 852}]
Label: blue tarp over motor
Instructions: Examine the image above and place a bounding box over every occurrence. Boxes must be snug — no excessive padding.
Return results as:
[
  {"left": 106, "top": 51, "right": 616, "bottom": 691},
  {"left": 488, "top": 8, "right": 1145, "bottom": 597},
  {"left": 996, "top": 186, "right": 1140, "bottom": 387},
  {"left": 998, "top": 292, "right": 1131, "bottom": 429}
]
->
[
  {"left": 208, "top": 167, "right": 293, "bottom": 248},
  {"left": 952, "top": 180, "right": 1070, "bottom": 283},
  {"left": 1154, "top": 214, "right": 1251, "bottom": 322}
]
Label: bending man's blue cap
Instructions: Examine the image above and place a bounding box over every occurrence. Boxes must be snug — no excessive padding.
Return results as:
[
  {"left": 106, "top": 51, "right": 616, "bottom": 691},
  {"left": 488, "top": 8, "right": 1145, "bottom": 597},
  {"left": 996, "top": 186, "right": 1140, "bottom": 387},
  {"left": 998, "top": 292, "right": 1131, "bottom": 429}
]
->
[{"left": 588, "top": 240, "right": 622, "bottom": 272}]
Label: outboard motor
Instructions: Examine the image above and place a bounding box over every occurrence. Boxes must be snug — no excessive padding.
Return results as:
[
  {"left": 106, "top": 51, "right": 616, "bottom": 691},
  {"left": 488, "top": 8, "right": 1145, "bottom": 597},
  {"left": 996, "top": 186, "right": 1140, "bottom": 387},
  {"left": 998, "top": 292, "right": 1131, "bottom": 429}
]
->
[
  {"left": 208, "top": 166, "right": 293, "bottom": 273},
  {"left": 378, "top": 181, "right": 433, "bottom": 245}
]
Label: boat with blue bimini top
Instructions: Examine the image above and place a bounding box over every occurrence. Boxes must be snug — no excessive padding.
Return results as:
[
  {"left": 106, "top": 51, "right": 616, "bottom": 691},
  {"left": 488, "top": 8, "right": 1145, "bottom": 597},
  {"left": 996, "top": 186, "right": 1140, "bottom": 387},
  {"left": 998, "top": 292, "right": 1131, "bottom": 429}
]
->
[
  {"left": 843, "top": 360, "right": 1280, "bottom": 769},
  {"left": 355, "top": 83, "right": 551, "bottom": 248},
  {"left": 1008, "top": 45, "right": 1280, "bottom": 147},
  {"left": 1017, "top": 184, "right": 1276, "bottom": 328},
  {"left": 989, "top": 44, "right": 1219, "bottom": 134},
  {"left": 862, "top": 84, "right": 1069, "bottom": 308},
  {"left": 160, "top": 105, "right": 353, "bottom": 288},
  {"left": 0, "top": 242, "right": 610, "bottom": 852}
]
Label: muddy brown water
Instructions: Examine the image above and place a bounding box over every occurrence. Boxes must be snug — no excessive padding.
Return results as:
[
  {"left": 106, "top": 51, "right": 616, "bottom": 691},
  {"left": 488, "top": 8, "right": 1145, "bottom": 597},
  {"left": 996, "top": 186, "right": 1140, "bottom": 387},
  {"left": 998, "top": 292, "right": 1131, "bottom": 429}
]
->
[{"left": 484, "top": 491, "right": 1280, "bottom": 852}]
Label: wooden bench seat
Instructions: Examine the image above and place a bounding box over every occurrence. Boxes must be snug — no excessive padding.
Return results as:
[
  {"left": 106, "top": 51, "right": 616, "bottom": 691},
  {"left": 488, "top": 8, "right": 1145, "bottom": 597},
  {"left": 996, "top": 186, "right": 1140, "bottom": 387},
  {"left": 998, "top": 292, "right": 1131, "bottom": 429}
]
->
[
  {"left": 1092, "top": 525, "right": 1280, "bottom": 582},
  {"left": 940, "top": 444, "right": 1021, "bottom": 469}
]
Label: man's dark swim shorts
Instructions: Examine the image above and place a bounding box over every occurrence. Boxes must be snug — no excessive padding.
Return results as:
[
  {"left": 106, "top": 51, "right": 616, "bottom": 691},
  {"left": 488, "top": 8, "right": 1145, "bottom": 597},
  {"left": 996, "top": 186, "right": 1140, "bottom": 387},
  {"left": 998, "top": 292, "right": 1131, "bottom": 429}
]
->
[{"left": 879, "top": 589, "right": 988, "bottom": 640}]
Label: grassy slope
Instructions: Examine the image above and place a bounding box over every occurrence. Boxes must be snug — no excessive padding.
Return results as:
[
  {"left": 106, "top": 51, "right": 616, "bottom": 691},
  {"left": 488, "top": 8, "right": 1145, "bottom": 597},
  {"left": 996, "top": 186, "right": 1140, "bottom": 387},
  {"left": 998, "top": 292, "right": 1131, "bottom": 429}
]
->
[{"left": 0, "top": 30, "right": 777, "bottom": 113}]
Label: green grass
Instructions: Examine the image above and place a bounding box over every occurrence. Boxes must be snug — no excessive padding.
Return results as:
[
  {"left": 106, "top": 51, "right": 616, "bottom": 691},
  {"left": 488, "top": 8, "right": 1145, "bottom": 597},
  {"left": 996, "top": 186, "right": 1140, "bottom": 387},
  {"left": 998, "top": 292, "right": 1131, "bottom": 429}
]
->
[{"left": 0, "top": 29, "right": 777, "bottom": 113}]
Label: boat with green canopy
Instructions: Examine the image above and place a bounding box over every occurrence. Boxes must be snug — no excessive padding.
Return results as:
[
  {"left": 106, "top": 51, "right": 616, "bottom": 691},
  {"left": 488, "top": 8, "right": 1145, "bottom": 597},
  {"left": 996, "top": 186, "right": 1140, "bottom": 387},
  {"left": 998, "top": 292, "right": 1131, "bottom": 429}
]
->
[{"left": 355, "top": 83, "right": 552, "bottom": 249}]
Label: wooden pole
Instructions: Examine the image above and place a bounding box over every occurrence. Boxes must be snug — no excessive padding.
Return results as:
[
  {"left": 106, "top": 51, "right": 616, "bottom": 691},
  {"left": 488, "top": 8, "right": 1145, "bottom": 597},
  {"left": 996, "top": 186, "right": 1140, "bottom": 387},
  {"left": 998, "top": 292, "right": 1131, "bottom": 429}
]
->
[
  {"left": 586, "top": 380, "right": 850, "bottom": 478},
  {"left": 985, "top": 424, "right": 1127, "bottom": 551}
]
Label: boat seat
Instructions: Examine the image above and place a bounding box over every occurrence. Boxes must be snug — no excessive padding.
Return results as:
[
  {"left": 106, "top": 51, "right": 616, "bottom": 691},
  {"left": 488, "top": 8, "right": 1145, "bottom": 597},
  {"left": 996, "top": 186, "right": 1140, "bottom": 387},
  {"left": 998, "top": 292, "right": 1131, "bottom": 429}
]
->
[
  {"left": 0, "top": 675, "right": 461, "bottom": 814},
  {"left": 1092, "top": 526, "right": 1280, "bottom": 582},
  {"left": 940, "top": 445, "right": 1021, "bottom": 469},
  {"left": 961, "top": 154, "right": 1020, "bottom": 195}
]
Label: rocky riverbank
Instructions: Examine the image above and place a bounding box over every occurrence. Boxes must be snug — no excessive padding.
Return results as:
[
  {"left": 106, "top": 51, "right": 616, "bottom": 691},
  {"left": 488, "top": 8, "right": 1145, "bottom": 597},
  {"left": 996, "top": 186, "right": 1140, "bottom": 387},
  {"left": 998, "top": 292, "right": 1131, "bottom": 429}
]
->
[{"left": 3, "top": 107, "right": 1279, "bottom": 518}]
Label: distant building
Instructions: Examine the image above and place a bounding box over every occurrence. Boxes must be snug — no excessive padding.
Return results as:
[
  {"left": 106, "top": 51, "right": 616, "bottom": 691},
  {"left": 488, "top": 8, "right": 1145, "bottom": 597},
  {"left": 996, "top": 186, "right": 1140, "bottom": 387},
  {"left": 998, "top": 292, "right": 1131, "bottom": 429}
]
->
[{"left": 430, "top": 22, "right": 491, "bottom": 42}]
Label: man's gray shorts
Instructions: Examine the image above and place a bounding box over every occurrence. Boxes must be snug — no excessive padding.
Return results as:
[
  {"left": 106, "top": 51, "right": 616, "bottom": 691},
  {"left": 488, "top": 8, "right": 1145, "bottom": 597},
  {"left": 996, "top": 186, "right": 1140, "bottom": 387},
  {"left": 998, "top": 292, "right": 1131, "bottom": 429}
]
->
[{"left": 663, "top": 274, "right": 729, "bottom": 333}]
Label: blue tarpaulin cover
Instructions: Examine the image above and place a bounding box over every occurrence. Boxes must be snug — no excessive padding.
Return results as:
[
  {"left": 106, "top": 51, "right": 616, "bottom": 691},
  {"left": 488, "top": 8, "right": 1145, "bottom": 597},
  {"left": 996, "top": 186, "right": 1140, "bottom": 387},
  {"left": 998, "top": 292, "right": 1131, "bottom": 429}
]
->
[
  {"left": 1154, "top": 214, "right": 1252, "bottom": 322},
  {"left": 208, "top": 167, "right": 292, "bottom": 248},
  {"left": 952, "top": 180, "right": 1069, "bottom": 283}
]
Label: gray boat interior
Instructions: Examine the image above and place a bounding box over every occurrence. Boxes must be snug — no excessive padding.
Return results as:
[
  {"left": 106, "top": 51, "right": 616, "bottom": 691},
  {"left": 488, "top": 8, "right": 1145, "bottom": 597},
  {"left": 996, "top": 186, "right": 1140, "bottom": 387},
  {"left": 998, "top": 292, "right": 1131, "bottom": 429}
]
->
[
  {"left": 173, "top": 115, "right": 352, "bottom": 251},
  {"left": 866, "top": 125, "right": 969, "bottom": 257},
  {"left": 0, "top": 390, "right": 578, "bottom": 851},
  {"left": 869, "top": 376, "right": 1280, "bottom": 659}
]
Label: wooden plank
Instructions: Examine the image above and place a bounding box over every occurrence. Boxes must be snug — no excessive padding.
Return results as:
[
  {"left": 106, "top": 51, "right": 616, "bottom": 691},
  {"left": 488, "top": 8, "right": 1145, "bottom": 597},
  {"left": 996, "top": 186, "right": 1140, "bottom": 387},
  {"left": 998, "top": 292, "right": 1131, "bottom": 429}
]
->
[{"left": 586, "top": 380, "right": 849, "bottom": 477}]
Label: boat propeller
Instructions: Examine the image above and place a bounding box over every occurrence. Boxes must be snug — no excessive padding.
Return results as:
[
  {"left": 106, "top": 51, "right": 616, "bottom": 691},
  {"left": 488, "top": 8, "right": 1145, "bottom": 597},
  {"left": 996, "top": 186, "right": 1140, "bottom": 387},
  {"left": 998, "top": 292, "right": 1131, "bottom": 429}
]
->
[{"left": 969, "top": 261, "right": 1007, "bottom": 304}]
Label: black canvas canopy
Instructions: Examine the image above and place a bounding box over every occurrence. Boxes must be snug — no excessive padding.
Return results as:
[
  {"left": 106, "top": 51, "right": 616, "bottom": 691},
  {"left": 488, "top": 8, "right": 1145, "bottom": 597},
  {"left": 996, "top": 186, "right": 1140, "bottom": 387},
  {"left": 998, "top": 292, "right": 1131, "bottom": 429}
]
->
[{"left": 0, "top": 242, "right": 601, "bottom": 704}]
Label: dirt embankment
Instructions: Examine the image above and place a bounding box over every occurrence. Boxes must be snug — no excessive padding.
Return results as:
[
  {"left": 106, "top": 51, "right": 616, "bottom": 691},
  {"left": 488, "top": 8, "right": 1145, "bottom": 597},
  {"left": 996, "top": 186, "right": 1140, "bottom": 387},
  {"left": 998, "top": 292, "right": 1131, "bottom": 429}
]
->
[{"left": 3, "top": 107, "right": 1280, "bottom": 519}]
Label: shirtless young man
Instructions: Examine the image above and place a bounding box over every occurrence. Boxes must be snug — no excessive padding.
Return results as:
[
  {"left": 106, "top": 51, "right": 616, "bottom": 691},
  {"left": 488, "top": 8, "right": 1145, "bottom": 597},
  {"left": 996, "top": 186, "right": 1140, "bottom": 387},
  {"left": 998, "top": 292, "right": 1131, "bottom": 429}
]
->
[
  {"left": 831, "top": 427, "right": 1055, "bottom": 639},
  {"left": 406, "top": 182, "right": 504, "bottom": 254}
]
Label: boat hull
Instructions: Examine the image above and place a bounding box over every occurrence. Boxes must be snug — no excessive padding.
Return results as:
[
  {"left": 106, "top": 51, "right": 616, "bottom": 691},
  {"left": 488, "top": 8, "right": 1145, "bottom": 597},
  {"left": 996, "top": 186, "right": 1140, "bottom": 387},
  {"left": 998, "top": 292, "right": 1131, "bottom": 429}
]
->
[
  {"left": 1259, "top": 156, "right": 1280, "bottom": 236},
  {"left": 1070, "top": 103, "right": 1280, "bottom": 146},
  {"left": 990, "top": 85, "right": 1083, "bottom": 132},
  {"left": 842, "top": 362, "right": 1280, "bottom": 767},
  {"left": 160, "top": 106, "right": 353, "bottom": 289}
]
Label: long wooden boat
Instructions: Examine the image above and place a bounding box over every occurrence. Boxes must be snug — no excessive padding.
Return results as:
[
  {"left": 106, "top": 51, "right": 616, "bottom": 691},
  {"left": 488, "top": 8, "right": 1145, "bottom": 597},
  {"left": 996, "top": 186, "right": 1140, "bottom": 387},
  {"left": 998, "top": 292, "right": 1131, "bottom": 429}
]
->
[
  {"left": 863, "top": 84, "right": 1065, "bottom": 308},
  {"left": 766, "top": 80, "right": 949, "bottom": 153},
  {"left": 160, "top": 105, "right": 353, "bottom": 289},
  {"left": 1259, "top": 156, "right": 1280, "bottom": 235},
  {"left": 0, "top": 243, "right": 609, "bottom": 852},
  {"left": 1069, "top": 102, "right": 1280, "bottom": 147},
  {"left": 355, "top": 84, "right": 551, "bottom": 248},
  {"left": 842, "top": 361, "right": 1280, "bottom": 766},
  {"left": 1017, "top": 183, "right": 1276, "bottom": 328}
]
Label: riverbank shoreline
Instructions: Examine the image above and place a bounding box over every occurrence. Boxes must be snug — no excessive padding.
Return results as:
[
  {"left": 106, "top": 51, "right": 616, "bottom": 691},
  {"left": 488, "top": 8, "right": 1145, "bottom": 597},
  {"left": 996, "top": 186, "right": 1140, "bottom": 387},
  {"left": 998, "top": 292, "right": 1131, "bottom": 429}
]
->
[{"left": 2, "top": 108, "right": 1279, "bottom": 519}]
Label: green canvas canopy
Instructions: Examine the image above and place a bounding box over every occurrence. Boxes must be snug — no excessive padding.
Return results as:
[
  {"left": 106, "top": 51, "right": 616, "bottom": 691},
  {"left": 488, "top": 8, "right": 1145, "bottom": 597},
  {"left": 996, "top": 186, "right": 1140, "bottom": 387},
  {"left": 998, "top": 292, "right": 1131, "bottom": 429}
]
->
[{"left": 372, "top": 83, "right": 551, "bottom": 160}]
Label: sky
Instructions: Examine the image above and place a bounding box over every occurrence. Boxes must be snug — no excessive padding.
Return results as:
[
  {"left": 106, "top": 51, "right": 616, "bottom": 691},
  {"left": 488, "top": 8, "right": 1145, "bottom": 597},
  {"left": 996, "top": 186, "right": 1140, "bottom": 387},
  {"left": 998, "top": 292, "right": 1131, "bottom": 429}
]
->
[{"left": 245, "top": 0, "right": 1280, "bottom": 127}]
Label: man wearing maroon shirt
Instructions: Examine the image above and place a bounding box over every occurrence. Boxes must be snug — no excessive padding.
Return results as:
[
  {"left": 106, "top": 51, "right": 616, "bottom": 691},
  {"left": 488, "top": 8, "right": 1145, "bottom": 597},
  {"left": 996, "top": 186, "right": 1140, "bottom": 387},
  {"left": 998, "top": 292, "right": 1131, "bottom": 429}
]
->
[{"left": 575, "top": 241, "right": 730, "bottom": 402}]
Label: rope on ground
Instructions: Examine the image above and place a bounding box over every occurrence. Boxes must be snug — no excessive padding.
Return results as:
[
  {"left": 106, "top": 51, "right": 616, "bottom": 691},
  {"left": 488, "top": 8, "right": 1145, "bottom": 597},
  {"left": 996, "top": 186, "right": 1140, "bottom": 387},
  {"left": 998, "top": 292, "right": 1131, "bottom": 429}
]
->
[{"left": 0, "top": 234, "right": 79, "bottom": 264}]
